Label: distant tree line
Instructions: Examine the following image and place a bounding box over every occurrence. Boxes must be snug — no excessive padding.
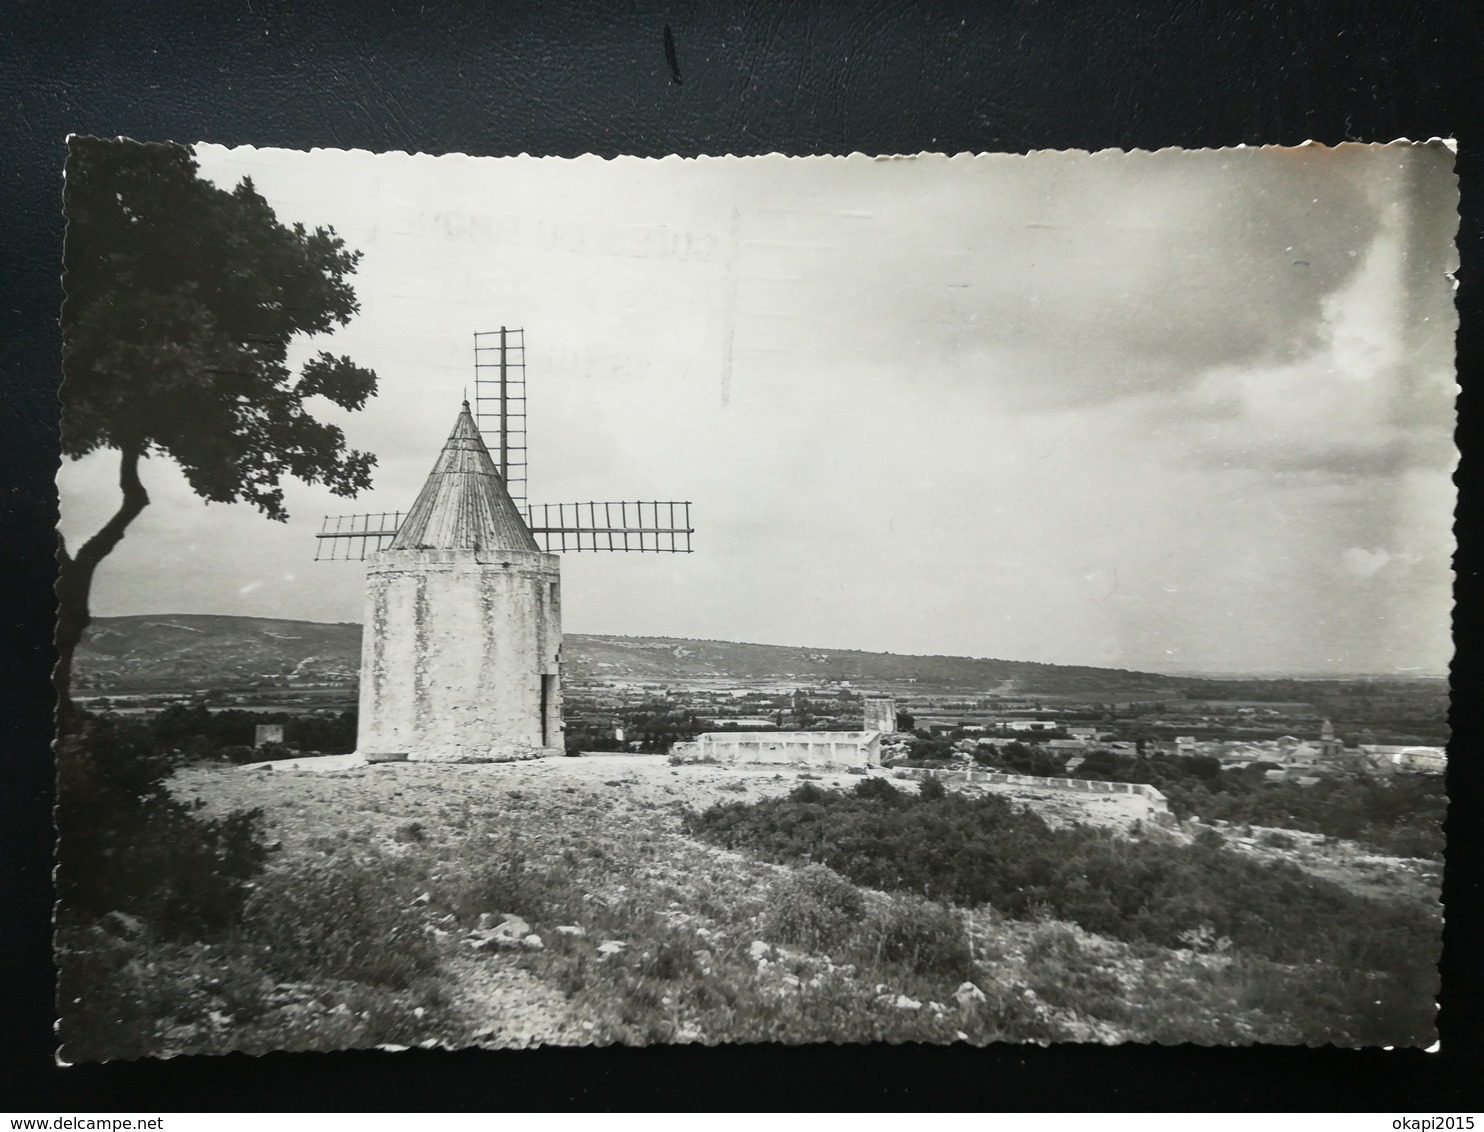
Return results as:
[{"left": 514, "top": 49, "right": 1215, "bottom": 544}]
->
[
  {"left": 138, "top": 703, "right": 358, "bottom": 759},
  {"left": 563, "top": 700, "right": 705, "bottom": 754}
]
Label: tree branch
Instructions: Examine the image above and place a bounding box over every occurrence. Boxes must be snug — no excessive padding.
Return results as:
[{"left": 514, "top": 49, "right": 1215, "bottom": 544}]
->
[
  {"left": 73, "top": 445, "right": 150, "bottom": 571},
  {"left": 55, "top": 445, "right": 151, "bottom": 736}
]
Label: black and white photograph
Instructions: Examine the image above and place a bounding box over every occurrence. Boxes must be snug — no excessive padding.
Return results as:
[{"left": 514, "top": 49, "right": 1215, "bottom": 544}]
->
[{"left": 53, "top": 138, "right": 1456, "bottom": 1062}]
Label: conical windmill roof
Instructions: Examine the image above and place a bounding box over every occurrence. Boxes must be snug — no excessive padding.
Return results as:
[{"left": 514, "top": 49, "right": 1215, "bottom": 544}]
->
[{"left": 389, "top": 403, "right": 540, "bottom": 553}]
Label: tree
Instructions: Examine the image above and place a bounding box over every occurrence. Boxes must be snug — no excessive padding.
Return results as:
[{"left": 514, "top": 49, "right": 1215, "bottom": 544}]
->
[{"left": 57, "top": 139, "right": 378, "bottom": 731}]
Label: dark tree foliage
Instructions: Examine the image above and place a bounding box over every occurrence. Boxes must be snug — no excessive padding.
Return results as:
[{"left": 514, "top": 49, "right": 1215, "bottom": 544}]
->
[
  {"left": 144, "top": 704, "right": 358, "bottom": 758},
  {"left": 56, "top": 138, "right": 378, "bottom": 729},
  {"left": 56, "top": 717, "right": 271, "bottom": 936},
  {"left": 976, "top": 741, "right": 1068, "bottom": 777},
  {"left": 286, "top": 710, "right": 359, "bottom": 755},
  {"left": 563, "top": 722, "right": 625, "bottom": 754},
  {"left": 917, "top": 775, "right": 948, "bottom": 801},
  {"left": 623, "top": 700, "right": 703, "bottom": 751},
  {"left": 909, "top": 738, "right": 956, "bottom": 763},
  {"left": 1163, "top": 773, "right": 1445, "bottom": 859}
]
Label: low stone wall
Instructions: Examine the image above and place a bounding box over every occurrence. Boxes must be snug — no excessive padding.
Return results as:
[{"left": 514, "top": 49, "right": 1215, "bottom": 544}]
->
[
  {"left": 672, "top": 731, "right": 882, "bottom": 770},
  {"left": 892, "top": 766, "right": 1170, "bottom": 815}
]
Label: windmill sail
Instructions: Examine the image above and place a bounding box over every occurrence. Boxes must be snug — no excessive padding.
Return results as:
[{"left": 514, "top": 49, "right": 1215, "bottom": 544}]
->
[
  {"left": 314, "top": 512, "right": 404, "bottom": 561},
  {"left": 317, "top": 500, "right": 693, "bottom": 560},
  {"left": 472, "top": 327, "right": 527, "bottom": 512},
  {"left": 527, "top": 501, "right": 693, "bottom": 553},
  {"left": 315, "top": 327, "right": 694, "bottom": 560}
]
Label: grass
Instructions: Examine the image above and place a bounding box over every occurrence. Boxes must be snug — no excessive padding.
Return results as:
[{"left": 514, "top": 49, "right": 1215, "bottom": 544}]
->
[{"left": 57, "top": 761, "right": 1442, "bottom": 1059}]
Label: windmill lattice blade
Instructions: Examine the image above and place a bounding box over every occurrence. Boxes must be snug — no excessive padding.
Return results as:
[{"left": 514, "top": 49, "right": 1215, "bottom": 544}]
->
[
  {"left": 472, "top": 327, "right": 527, "bottom": 512},
  {"left": 314, "top": 512, "right": 405, "bottom": 561},
  {"left": 524, "top": 500, "right": 693, "bottom": 553}
]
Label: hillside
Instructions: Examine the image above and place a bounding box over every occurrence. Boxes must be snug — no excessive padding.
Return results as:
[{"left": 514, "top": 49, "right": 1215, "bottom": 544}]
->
[
  {"left": 76, "top": 615, "right": 362, "bottom": 689},
  {"left": 75, "top": 614, "right": 1185, "bottom": 696},
  {"left": 565, "top": 635, "right": 1181, "bottom": 695}
]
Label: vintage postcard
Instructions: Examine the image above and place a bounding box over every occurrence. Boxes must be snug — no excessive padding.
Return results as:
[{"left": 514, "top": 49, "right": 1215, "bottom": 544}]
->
[{"left": 54, "top": 141, "right": 1456, "bottom": 1060}]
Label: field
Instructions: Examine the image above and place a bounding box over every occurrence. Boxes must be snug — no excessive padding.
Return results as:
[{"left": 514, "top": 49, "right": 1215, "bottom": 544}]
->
[{"left": 56, "top": 752, "right": 1441, "bottom": 1060}]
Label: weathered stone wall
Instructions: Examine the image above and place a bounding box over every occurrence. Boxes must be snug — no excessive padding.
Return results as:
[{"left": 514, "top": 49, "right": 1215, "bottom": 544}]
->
[
  {"left": 863, "top": 696, "right": 896, "bottom": 734},
  {"left": 672, "top": 731, "right": 882, "bottom": 769},
  {"left": 892, "top": 766, "right": 1171, "bottom": 815},
  {"left": 359, "top": 546, "right": 562, "bottom": 762}
]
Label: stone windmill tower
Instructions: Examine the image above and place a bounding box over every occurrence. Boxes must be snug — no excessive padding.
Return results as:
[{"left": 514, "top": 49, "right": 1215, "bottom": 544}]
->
[
  {"left": 316, "top": 329, "right": 693, "bottom": 762},
  {"left": 356, "top": 402, "right": 560, "bottom": 762}
]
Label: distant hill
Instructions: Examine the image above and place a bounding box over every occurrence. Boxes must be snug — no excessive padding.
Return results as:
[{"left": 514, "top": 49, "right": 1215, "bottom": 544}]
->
[
  {"left": 563, "top": 635, "right": 1183, "bottom": 695},
  {"left": 76, "top": 615, "right": 362, "bottom": 689},
  {"left": 75, "top": 614, "right": 1187, "bottom": 696}
]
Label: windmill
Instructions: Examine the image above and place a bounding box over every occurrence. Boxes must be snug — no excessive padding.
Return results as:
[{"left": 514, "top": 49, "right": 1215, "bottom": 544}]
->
[{"left": 313, "top": 328, "right": 694, "bottom": 763}]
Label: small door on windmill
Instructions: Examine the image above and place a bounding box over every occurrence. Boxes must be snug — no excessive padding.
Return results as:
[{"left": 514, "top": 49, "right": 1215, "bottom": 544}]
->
[{"left": 540, "top": 674, "right": 558, "bottom": 747}]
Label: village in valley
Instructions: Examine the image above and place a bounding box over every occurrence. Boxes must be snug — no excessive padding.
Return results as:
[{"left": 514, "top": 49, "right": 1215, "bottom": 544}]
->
[{"left": 74, "top": 619, "right": 1449, "bottom": 785}]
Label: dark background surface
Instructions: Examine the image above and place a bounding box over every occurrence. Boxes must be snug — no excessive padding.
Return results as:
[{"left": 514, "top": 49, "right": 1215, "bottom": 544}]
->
[{"left": 3, "top": 0, "right": 1481, "bottom": 1111}]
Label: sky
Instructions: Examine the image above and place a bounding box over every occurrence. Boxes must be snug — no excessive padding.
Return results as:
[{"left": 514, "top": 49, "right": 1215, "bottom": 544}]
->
[{"left": 56, "top": 143, "right": 1459, "bottom": 676}]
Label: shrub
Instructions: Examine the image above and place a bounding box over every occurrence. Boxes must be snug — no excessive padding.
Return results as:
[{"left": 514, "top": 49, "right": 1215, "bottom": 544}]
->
[
  {"left": 761, "top": 864, "right": 865, "bottom": 953},
  {"left": 852, "top": 776, "right": 902, "bottom": 804},
  {"left": 440, "top": 841, "right": 580, "bottom": 927},
  {"left": 918, "top": 776, "right": 947, "bottom": 802},
  {"left": 858, "top": 895, "right": 972, "bottom": 981},
  {"left": 791, "top": 781, "right": 826, "bottom": 803},
  {"left": 242, "top": 855, "right": 438, "bottom": 989},
  {"left": 1193, "top": 825, "right": 1225, "bottom": 849},
  {"left": 1022, "top": 922, "right": 1132, "bottom": 1022},
  {"left": 682, "top": 779, "right": 1441, "bottom": 1042},
  {"left": 910, "top": 738, "right": 956, "bottom": 762}
]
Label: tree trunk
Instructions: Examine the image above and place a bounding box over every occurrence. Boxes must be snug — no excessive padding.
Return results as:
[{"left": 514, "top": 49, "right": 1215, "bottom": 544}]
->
[{"left": 55, "top": 445, "right": 149, "bottom": 741}]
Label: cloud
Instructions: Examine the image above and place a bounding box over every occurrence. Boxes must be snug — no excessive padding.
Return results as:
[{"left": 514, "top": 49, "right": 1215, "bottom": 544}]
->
[
  {"left": 1339, "top": 547, "right": 1392, "bottom": 579},
  {"left": 693, "top": 147, "right": 1389, "bottom": 414},
  {"left": 60, "top": 142, "right": 1453, "bottom": 675},
  {"left": 1155, "top": 195, "right": 1455, "bottom": 481}
]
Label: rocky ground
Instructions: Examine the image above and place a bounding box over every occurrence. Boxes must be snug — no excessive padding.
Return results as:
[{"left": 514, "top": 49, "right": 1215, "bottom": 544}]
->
[
  {"left": 179, "top": 751, "right": 1163, "bottom": 836},
  {"left": 162, "top": 753, "right": 1165, "bottom": 1049},
  {"left": 146, "top": 752, "right": 1438, "bottom": 1054}
]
